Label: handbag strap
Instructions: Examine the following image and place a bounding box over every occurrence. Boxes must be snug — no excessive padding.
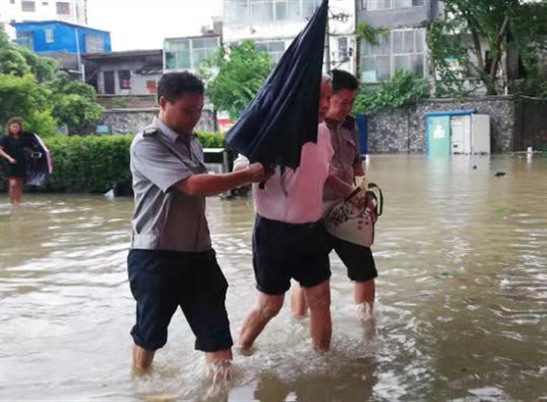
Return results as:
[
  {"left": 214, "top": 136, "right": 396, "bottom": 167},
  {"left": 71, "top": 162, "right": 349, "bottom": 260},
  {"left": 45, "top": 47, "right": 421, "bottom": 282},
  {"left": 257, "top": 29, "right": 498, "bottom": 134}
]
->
[{"left": 367, "top": 182, "right": 383, "bottom": 217}]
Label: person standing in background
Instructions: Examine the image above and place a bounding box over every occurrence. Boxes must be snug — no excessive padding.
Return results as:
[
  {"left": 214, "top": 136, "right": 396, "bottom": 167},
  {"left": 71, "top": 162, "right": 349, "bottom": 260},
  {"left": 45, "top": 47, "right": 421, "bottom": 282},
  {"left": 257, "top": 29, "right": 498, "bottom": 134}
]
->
[
  {"left": 291, "top": 69, "right": 378, "bottom": 321},
  {"left": 0, "top": 118, "right": 31, "bottom": 204}
]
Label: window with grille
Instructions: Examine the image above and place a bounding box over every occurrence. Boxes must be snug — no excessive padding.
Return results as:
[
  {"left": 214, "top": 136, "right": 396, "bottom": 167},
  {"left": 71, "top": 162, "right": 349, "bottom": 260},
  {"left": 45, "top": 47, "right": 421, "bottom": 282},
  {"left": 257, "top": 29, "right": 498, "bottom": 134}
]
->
[
  {"left": 86, "top": 35, "right": 105, "bottom": 53},
  {"left": 22, "top": 1, "right": 36, "bottom": 12},
  {"left": 255, "top": 40, "right": 286, "bottom": 63},
  {"left": 45, "top": 28, "right": 54, "bottom": 43},
  {"left": 338, "top": 37, "right": 349, "bottom": 59},
  {"left": 164, "top": 37, "right": 220, "bottom": 70},
  {"left": 56, "top": 1, "right": 70, "bottom": 15},
  {"left": 360, "top": 28, "right": 425, "bottom": 83},
  {"left": 16, "top": 31, "right": 34, "bottom": 49},
  {"left": 118, "top": 70, "right": 131, "bottom": 90},
  {"left": 363, "top": 0, "right": 424, "bottom": 11},
  {"left": 224, "top": 0, "right": 322, "bottom": 25}
]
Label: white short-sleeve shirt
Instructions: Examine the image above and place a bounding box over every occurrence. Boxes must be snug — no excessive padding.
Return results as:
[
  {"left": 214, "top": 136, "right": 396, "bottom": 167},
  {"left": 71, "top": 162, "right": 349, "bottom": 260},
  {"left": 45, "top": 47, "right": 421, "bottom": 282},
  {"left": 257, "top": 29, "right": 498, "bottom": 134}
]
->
[{"left": 236, "top": 124, "right": 334, "bottom": 224}]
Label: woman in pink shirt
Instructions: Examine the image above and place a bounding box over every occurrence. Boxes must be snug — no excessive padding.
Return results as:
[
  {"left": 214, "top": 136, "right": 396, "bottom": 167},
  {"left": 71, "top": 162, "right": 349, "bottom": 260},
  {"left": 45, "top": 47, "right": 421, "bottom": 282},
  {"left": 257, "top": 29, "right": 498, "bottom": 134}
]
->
[{"left": 236, "top": 75, "right": 334, "bottom": 353}]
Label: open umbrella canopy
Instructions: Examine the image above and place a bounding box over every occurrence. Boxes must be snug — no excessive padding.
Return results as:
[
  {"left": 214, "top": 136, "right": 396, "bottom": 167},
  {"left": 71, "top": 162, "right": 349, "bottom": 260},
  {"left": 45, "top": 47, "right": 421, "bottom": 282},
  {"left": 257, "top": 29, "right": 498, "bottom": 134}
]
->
[{"left": 225, "top": 0, "right": 328, "bottom": 170}]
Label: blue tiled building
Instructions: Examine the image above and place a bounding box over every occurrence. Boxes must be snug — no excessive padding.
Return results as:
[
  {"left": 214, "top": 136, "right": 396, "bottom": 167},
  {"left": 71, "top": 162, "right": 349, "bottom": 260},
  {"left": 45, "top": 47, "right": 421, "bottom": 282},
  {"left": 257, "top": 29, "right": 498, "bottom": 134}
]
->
[{"left": 12, "top": 20, "right": 111, "bottom": 55}]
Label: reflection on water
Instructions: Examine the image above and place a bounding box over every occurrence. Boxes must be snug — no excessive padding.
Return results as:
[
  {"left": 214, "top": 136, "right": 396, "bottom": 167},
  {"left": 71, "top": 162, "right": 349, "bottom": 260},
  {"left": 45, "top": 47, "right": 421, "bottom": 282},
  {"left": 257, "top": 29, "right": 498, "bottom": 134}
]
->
[{"left": 1, "top": 155, "right": 546, "bottom": 401}]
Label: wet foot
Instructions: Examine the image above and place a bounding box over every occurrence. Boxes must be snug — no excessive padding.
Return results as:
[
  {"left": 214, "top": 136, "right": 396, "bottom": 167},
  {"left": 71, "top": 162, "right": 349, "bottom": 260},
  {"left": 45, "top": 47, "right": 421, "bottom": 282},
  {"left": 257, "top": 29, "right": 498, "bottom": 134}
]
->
[
  {"left": 234, "top": 344, "right": 256, "bottom": 357},
  {"left": 355, "top": 302, "right": 375, "bottom": 322}
]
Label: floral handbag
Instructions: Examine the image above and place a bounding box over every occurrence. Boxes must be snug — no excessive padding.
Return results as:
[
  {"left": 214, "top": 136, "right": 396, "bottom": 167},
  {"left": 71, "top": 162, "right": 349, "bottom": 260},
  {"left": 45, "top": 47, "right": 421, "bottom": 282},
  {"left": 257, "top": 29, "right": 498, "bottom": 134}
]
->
[{"left": 324, "top": 179, "right": 383, "bottom": 247}]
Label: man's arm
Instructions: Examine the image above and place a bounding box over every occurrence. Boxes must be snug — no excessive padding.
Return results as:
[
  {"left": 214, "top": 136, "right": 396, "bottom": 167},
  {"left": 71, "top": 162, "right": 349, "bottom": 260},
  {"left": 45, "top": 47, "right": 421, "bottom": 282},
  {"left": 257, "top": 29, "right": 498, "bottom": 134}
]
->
[{"left": 176, "top": 163, "right": 265, "bottom": 197}]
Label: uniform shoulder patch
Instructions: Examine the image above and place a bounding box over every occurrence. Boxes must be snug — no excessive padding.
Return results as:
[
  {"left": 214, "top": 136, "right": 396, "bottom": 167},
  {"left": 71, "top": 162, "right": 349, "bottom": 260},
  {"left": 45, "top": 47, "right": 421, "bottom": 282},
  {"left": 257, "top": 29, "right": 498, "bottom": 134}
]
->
[
  {"left": 342, "top": 115, "right": 356, "bottom": 130},
  {"left": 142, "top": 128, "right": 159, "bottom": 137}
]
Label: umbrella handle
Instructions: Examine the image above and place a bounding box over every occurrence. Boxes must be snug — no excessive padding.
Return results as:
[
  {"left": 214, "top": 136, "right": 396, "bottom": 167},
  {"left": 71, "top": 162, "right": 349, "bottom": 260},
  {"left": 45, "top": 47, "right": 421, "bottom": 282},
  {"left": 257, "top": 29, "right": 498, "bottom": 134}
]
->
[{"left": 258, "top": 166, "right": 276, "bottom": 190}]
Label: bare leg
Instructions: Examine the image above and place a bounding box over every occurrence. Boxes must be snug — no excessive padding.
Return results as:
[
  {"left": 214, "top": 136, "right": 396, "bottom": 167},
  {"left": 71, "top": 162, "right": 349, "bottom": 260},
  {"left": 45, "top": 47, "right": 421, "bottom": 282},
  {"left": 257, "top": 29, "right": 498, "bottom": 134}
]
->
[
  {"left": 354, "top": 278, "right": 375, "bottom": 309},
  {"left": 9, "top": 178, "right": 23, "bottom": 205},
  {"left": 302, "top": 279, "right": 331, "bottom": 352},
  {"left": 290, "top": 283, "right": 308, "bottom": 318},
  {"left": 237, "top": 293, "right": 284, "bottom": 350},
  {"left": 14, "top": 178, "right": 23, "bottom": 204},
  {"left": 132, "top": 345, "right": 155, "bottom": 373}
]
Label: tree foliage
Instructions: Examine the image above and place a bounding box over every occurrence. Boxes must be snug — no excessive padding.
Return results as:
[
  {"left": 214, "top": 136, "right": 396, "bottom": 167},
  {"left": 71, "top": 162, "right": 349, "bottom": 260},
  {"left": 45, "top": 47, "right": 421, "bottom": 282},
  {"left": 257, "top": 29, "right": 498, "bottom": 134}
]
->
[
  {"left": 428, "top": 0, "right": 547, "bottom": 97},
  {"left": 200, "top": 40, "right": 274, "bottom": 119},
  {"left": 0, "top": 132, "right": 229, "bottom": 193},
  {"left": 0, "top": 27, "right": 103, "bottom": 135},
  {"left": 353, "top": 70, "right": 427, "bottom": 115},
  {"left": 356, "top": 21, "right": 389, "bottom": 46}
]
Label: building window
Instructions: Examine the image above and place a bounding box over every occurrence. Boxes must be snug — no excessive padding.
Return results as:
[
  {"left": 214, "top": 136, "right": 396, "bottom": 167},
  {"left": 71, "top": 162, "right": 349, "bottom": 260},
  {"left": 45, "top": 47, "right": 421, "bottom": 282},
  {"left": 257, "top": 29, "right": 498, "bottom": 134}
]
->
[
  {"left": 118, "top": 70, "right": 131, "bottom": 90},
  {"left": 43, "top": 2, "right": 49, "bottom": 5},
  {"left": 85, "top": 35, "right": 105, "bottom": 53},
  {"left": 21, "top": 1, "right": 36, "bottom": 12},
  {"left": 363, "top": 0, "right": 424, "bottom": 11},
  {"left": 45, "top": 28, "right": 54, "bottom": 43},
  {"left": 16, "top": 31, "right": 34, "bottom": 49},
  {"left": 56, "top": 1, "right": 70, "bottom": 15},
  {"left": 225, "top": 0, "right": 322, "bottom": 25},
  {"left": 164, "top": 37, "right": 220, "bottom": 70},
  {"left": 146, "top": 80, "right": 157, "bottom": 94},
  {"left": 165, "top": 40, "right": 191, "bottom": 70},
  {"left": 360, "top": 28, "right": 425, "bottom": 83},
  {"left": 338, "top": 37, "right": 349, "bottom": 59},
  {"left": 255, "top": 40, "right": 286, "bottom": 63}
]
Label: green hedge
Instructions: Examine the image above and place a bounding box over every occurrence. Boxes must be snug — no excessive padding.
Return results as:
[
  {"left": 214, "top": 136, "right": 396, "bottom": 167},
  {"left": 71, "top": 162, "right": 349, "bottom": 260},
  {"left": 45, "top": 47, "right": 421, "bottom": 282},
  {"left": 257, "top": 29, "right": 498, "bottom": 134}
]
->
[{"left": 0, "top": 132, "right": 228, "bottom": 194}]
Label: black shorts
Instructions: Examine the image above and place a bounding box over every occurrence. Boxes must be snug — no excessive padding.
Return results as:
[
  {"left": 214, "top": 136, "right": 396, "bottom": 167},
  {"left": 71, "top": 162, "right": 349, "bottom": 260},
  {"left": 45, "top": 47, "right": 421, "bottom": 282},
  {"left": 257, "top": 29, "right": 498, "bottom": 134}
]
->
[
  {"left": 329, "top": 235, "right": 378, "bottom": 282},
  {"left": 252, "top": 215, "right": 331, "bottom": 295},
  {"left": 127, "top": 249, "right": 233, "bottom": 352}
]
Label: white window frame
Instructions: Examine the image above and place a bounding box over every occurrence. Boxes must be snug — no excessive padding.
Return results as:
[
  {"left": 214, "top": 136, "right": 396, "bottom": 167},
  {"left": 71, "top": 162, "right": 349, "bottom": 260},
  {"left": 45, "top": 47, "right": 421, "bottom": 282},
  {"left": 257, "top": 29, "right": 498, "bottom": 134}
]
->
[
  {"left": 362, "top": 0, "right": 425, "bottom": 11},
  {"left": 45, "top": 28, "right": 54, "bottom": 43},
  {"left": 255, "top": 40, "right": 286, "bottom": 63},
  {"left": 56, "top": 1, "right": 70, "bottom": 15},
  {"left": 86, "top": 34, "right": 105, "bottom": 53},
  {"left": 164, "top": 37, "right": 221, "bottom": 71},
  {"left": 225, "top": 0, "right": 322, "bottom": 25},
  {"left": 21, "top": 1, "right": 36, "bottom": 12},
  {"left": 360, "top": 28, "right": 426, "bottom": 83}
]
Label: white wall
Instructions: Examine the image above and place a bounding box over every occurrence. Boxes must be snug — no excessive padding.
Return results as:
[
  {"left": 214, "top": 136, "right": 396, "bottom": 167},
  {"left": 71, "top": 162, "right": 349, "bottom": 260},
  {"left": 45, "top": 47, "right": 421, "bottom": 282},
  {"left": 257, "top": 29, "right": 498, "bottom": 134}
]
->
[
  {"left": 222, "top": 0, "right": 357, "bottom": 74},
  {"left": 0, "top": 0, "right": 87, "bottom": 39},
  {"left": 96, "top": 59, "right": 161, "bottom": 96}
]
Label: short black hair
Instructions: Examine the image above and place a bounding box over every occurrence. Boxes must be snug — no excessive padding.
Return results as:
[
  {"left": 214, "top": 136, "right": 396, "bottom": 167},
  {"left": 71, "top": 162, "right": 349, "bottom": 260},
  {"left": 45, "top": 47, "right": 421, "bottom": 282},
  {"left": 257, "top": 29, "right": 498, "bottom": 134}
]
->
[
  {"left": 157, "top": 71, "right": 204, "bottom": 103},
  {"left": 331, "top": 69, "right": 359, "bottom": 93}
]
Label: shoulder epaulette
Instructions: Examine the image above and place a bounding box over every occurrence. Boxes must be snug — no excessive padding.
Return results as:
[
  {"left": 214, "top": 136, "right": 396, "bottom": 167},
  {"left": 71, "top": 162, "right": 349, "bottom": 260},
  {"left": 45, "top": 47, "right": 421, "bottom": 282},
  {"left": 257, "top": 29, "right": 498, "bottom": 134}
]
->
[
  {"left": 342, "top": 115, "right": 356, "bottom": 130},
  {"left": 143, "top": 128, "right": 159, "bottom": 137}
]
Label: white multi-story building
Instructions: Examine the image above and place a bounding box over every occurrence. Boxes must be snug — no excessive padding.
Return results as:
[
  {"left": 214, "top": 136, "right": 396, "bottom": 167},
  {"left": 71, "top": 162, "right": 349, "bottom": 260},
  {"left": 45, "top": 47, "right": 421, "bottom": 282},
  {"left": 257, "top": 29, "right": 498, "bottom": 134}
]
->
[
  {"left": 222, "top": 0, "right": 357, "bottom": 74},
  {"left": 0, "top": 0, "right": 88, "bottom": 38}
]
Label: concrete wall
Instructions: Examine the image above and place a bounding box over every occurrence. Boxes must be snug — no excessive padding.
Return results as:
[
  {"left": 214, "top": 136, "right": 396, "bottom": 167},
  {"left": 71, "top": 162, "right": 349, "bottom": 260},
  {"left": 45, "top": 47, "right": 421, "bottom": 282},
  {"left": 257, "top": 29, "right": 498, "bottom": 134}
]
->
[
  {"left": 96, "top": 60, "right": 161, "bottom": 96},
  {"left": 0, "top": 0, "right": 87, "bottom": 30},
  {"left": 365, "top": 96, "right": 547, "bottom": 154},
  {"left": 97, "top": 95, "right": 158, "bottom": 109},
  {"left": 357, "top": 0, "right": 438, "bottom": 28},
  {"left": 100, "top": 108, "right": 217, "bottom": 135}
]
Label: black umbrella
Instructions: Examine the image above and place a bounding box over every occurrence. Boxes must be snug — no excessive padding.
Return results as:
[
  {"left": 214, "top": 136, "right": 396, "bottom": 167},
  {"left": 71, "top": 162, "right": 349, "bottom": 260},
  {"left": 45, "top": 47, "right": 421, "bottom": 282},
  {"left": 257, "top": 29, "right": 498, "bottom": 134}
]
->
[{"left": 225, "top": 0, "right": 329, "bottom": 171}]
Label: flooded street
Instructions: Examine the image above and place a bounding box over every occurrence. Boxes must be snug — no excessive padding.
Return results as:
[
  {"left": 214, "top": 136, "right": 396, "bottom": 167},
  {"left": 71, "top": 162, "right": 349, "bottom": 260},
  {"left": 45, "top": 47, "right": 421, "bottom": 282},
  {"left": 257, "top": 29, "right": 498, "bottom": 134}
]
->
[{"left": 1, "top": 155, "right": 546, "bottom": 401}]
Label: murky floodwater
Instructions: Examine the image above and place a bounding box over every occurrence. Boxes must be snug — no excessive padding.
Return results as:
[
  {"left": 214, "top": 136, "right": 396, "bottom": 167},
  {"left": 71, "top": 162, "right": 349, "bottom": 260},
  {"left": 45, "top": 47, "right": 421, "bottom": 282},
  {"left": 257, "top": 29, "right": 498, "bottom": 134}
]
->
[{"left": 1, "top": 155, "right": 546, "bottom": 401}]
